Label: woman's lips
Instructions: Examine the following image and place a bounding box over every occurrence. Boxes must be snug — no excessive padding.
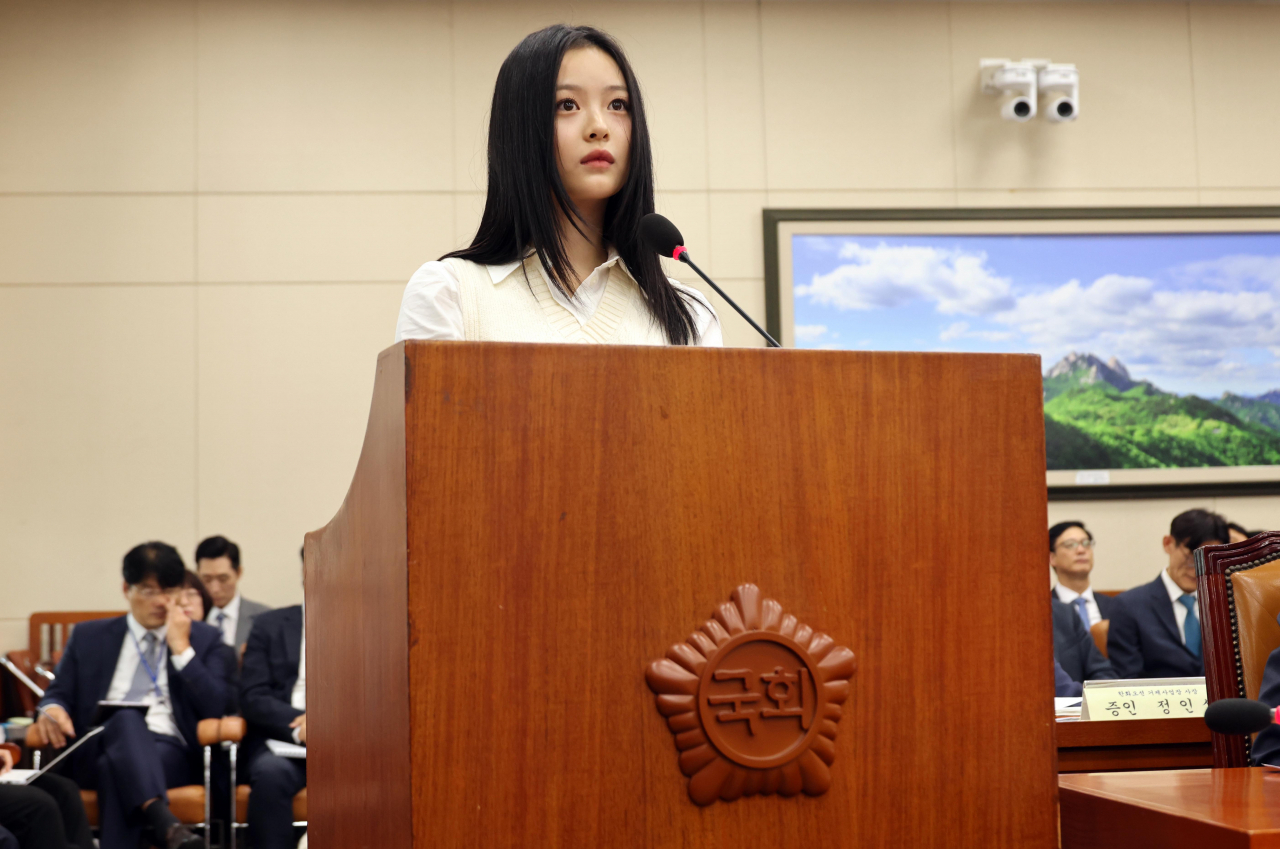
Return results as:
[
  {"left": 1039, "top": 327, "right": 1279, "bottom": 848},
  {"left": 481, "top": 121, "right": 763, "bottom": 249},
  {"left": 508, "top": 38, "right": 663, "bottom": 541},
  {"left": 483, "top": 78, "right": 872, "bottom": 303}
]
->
[{"left": 581, "top": 149, "right": 615, "bottom": 167}]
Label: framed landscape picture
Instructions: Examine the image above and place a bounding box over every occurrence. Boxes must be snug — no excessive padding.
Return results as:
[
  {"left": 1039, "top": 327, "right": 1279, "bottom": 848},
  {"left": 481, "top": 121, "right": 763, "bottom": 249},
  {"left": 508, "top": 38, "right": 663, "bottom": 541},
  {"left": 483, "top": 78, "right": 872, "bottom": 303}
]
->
[{"left": 762, "top": 208, "right": 1280, "bottom": 498}]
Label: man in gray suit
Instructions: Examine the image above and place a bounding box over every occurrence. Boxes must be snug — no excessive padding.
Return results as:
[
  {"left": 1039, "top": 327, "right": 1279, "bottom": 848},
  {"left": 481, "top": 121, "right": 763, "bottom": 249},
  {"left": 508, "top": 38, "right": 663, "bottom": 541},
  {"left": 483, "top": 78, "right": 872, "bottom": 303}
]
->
[{"left": 196, "top": 535, "right": 271, "bottom": 652}]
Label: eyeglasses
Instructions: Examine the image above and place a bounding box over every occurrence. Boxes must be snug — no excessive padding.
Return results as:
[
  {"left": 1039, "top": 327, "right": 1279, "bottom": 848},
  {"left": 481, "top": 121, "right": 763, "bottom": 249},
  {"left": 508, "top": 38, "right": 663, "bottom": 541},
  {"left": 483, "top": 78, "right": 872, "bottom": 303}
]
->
[{"left": 1056, "top": 539, "right": 1096, "bottom": 551}]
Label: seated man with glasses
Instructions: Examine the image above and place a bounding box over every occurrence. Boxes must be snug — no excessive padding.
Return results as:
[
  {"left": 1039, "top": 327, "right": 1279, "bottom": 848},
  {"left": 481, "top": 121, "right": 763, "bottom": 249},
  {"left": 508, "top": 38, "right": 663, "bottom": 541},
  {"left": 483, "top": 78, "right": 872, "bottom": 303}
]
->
[
  {"left": 1107, "top": 509, "right": 1227, "bottom": 679},
  {"left": 1050, "top": 521, "right": 1114, "bottom": 628},
  {"left": 33, "top": 542, "right": 231, "bottom": 849}
]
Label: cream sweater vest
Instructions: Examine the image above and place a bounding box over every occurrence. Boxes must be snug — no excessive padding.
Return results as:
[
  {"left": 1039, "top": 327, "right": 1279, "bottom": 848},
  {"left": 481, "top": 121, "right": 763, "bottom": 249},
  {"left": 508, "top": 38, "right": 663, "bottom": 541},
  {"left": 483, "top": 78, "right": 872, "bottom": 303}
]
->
[{"left": 444, "top": 257, "right": 668, "bottom": 345}]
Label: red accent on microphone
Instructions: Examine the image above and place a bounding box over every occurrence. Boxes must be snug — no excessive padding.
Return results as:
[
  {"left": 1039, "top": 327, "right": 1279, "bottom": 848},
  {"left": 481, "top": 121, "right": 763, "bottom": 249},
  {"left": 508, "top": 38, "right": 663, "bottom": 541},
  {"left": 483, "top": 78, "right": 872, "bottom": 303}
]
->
[{"left": 672, "top": 245, "right": 687, "bottom": 260}]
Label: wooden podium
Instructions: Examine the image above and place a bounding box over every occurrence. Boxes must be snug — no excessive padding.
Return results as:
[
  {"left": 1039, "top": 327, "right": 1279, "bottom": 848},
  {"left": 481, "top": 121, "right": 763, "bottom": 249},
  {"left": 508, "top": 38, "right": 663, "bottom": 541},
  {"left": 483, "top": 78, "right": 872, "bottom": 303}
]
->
[{"left": 305, "top": 342, "right": 1057, "bottom": 848}]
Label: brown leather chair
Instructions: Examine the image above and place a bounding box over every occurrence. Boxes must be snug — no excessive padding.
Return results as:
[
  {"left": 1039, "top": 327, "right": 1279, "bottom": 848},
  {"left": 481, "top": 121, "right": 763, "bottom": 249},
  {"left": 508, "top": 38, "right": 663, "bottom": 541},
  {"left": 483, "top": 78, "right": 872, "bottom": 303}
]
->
[
  {"left": 28, "top": 612, "right": 125, "bottom": 666},
  {"left": 25, "top": 718, "right": 223, "bottom": 847},
  {"left": 219, "top": 717, "right": 307, "bottom": 849},
  {"left": 1089, "top": 620, "right": 1110, "bottom": 658},
  {"left": 1, "top": 613, "right": 124, "bottom": 717},
  {"left": 1197, "top": 530, "right": 1280, "bottom": 767}
]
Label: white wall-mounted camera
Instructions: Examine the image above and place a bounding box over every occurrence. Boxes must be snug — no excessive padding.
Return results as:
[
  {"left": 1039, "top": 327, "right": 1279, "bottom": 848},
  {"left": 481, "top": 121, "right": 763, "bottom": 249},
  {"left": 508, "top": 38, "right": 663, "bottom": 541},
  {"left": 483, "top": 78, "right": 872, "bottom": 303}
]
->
[
  {"left": 980, "top": 58, "right": 1039, "bottom": 122},
  {"left": 980, "top": 58, "right": 1079, "bottom": 123},
  {"left": 1038, "top": 62, "right": 1079, "bottom": 122}
]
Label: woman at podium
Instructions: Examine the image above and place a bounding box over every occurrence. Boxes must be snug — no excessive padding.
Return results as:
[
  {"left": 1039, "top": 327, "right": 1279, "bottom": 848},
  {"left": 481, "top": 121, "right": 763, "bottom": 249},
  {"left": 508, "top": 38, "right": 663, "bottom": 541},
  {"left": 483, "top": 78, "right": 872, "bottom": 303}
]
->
[{"left": 395, "top": 24, "right": 721, "bottom": 347}]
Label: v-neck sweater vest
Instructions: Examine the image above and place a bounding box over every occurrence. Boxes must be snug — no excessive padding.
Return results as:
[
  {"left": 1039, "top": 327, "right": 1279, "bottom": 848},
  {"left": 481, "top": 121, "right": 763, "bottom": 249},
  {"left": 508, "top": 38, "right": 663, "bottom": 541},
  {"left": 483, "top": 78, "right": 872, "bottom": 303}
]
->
[{"left": 444, "top": 257, "right": 667, "bottom": 345}]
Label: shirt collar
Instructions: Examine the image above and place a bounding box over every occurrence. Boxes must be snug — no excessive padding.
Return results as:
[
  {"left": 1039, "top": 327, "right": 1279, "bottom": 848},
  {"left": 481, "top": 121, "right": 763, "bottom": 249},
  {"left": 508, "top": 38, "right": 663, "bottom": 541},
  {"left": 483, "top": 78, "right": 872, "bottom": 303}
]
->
[
  {"left": 219, "top": 592, "right": 242, "bottom": 620},
  {"left": 1054, "top": 585, "right": 1094, "bottom": 604},
  {"left": 126, "top": 613, "right": 167, "bottom": 642},
  {"left": 486, "top": 248, "right": 623, "bottom": 286},
  {"left": 1160, "top": 568, "right": 1194, "bottom": 602}
]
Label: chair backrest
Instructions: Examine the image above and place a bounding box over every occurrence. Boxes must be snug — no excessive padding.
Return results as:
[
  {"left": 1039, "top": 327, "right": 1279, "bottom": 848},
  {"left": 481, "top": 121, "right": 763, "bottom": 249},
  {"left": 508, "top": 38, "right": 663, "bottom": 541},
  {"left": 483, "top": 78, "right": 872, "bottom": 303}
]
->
[
  {"left": 1089, "top": 620, "right": 1110, "bottom": 658},
  {"left": 1197, "top": 531, "right": 1280, "bottom": 767},
  {"left": 29, "top": 611, "right": 124, "bottom": 664}
]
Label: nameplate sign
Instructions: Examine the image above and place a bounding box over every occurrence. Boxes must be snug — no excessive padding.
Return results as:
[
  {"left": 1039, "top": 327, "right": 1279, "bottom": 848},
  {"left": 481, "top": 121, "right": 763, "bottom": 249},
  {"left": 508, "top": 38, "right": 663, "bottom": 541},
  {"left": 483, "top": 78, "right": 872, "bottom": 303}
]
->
[{"left": 1080, "top": 677, "right": 1207, "bottom": 721}]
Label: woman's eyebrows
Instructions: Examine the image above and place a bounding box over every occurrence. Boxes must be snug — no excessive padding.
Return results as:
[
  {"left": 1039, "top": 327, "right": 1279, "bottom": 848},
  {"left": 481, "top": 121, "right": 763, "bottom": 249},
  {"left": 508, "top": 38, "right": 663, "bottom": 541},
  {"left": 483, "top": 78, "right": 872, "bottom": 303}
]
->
[{"left": 555, "top": 83, "right": 629, "bottom": 92}]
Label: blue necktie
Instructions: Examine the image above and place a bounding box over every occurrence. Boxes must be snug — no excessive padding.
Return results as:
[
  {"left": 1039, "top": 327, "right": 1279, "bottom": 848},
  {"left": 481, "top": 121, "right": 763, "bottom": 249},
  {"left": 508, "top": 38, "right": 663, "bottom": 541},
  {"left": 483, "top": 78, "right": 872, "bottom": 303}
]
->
[
  {"left": 1073, "top": 597, "right": 1091, "bottom": 630},
  {"left": 1178, "top": 594, "right": 1201, "bottom": 657},
  {"left": 125, "top": 633, "right": 160, "bottom": 701}
]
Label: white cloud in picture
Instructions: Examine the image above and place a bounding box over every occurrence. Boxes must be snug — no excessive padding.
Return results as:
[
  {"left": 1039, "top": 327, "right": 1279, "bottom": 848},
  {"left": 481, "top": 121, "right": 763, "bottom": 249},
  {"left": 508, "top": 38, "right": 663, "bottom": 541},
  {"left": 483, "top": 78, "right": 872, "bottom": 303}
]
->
[
  {"left": 796, "top": 244, "right": 1015, "bottom": 316},
  {"left": 994, "top": 274, "right": 1280, "bottom": 380},
  {"left": 794, "top": 324, "right": 829, "bottom": 342}
]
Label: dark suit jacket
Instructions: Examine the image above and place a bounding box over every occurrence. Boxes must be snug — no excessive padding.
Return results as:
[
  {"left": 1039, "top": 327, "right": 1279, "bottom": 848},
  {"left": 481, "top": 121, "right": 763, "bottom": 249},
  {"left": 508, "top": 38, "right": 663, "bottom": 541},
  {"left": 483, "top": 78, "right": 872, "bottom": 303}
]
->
[
  {"left": 1052, "top": 587, "right": 1117, "bottom": 621},
  {"left": 1252, "top": 644, "right": 1280, "bottom": 766},
  {"left": 1052, "top": 598, "right": 1117, "bottom": 683},
  {"left": 1107, "top": 574, "right": 1203, "bottom": 679},
  {"left": 239, "top": 605, "right": 304, "bottom": 764},
  {"left": 1055, "top": 659, "right": 1082, "bottom": 698},
  {"left": 39, "top": 616, "right": 230, "bottom": 752}
]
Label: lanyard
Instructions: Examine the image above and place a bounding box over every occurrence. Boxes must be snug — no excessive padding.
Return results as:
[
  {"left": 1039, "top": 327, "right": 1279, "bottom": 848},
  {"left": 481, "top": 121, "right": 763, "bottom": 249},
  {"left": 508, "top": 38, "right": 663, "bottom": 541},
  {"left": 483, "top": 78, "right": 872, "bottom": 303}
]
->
[{"left": 129, "top": 630, "right": 167, "bottom": 700}]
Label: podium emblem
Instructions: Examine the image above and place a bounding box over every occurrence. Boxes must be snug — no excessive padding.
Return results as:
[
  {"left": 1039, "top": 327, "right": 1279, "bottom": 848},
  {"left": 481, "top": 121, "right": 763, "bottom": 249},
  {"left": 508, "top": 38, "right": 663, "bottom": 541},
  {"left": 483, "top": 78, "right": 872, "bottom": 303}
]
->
[{"left": 645, "top": 584, "right": 856, "bottom": 806}]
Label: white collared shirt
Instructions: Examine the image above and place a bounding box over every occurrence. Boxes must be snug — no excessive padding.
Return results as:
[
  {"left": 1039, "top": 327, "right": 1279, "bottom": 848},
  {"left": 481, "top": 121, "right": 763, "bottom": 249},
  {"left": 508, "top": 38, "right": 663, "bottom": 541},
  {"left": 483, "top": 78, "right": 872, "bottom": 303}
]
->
[
  {"left": 212, "top": 592, "right": 242, "bottom": 648},
  {"left": 1159, "top": 568, "right": 1198, "bottom": 645},
  {"left": 1054, "top": 584, "right": 1102, "bottom": 626},
  {"left": 394, "top": 249, "right": 723, "bottom": 346},
  {"left": 103, "top": 614, "right": 195, "bottom": 739}
]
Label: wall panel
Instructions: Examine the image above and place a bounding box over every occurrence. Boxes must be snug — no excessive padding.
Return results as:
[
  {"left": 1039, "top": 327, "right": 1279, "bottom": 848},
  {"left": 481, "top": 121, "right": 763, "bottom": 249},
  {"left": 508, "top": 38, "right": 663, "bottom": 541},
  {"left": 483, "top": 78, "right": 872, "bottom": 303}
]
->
[{"left": 3, "top": 0, "right": 1280, "bottom": 653}]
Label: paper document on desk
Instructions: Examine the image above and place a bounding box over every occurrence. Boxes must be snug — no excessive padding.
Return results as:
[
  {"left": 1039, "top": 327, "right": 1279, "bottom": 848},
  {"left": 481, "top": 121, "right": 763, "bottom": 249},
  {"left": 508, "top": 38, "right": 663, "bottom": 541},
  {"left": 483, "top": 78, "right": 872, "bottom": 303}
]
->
[
  {"left": 1055, "top": 697, "right": 1082, "bottom": 718},
  {"left": 266, "top": 739, "right": 307, "bottom": 759},
  {"left": 0, "top": 769, "right": 40, "bottom": 785}
]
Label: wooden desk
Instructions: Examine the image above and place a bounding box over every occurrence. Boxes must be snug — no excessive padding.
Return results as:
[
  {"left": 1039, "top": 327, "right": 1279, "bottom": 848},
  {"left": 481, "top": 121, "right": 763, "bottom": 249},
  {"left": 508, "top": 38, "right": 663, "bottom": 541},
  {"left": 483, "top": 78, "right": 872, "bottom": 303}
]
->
[
  {"left": 1060, "top": 768, "right": 1280, "bottom": 848},
  {"left": 1057, "top": 717, "right": 1213, "bottom": 773}
]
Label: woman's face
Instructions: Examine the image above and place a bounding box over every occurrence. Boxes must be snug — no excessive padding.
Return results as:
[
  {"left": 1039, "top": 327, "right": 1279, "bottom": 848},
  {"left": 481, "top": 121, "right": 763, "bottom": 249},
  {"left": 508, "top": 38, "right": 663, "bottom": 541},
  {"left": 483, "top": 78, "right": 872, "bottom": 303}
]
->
[
  {"left": 178, "top": 587, "right": 205, "bottom": 622},
  {"left": 554, "top": 46, "right": 632, "bottom": 210}
]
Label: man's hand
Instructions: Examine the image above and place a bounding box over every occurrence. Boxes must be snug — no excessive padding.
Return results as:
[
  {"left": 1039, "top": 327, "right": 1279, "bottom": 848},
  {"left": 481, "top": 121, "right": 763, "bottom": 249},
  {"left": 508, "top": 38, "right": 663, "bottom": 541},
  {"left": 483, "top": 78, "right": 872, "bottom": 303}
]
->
[
  {"left": 166, "top": 596, "right": 192, "bottom": 655},
  {"left": 35, "top": 704, "right": 75, "bottom": 750},
  {"left": 0, "top": 747, "right": 13, "bottom": 775},
  {"left": 289, "top": 713, "right": 307, "bottom": 744}
]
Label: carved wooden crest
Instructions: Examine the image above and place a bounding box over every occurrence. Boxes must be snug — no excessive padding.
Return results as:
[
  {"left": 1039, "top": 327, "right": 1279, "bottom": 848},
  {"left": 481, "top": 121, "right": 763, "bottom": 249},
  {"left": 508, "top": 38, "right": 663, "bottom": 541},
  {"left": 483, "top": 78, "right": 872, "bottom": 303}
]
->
[{"left": 645, "top": 584, "right": 856, "bottom": 806}]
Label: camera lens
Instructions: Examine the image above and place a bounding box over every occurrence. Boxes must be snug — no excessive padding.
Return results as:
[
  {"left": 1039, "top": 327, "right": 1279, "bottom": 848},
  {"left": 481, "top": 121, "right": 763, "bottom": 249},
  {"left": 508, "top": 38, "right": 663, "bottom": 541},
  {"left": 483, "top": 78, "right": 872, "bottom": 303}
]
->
[
  {"left": 1056, "top": 100, "right": 1074, "bottom": 118},
  {"left": 1013, "top": 100, "right": 1031, "bottom": 118}
]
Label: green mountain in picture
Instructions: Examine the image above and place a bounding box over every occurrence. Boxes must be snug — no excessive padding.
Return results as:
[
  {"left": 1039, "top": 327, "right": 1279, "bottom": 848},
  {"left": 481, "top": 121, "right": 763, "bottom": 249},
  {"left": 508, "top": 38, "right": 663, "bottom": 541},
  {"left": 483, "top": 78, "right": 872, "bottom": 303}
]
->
[
  {"left": 1043, "top": 353, "right": 1280, "bottom": 470},
  {"left": 1217, "top": 392, "right": 1280, "bottom": 432}
]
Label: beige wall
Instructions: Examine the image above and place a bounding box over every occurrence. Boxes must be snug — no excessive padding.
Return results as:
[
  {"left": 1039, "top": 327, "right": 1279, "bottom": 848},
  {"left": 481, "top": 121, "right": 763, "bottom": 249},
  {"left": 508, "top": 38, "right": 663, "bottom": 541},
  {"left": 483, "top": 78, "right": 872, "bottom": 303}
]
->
[{"left": 2, "top": 0, "right": 1280, "bottom": 655}]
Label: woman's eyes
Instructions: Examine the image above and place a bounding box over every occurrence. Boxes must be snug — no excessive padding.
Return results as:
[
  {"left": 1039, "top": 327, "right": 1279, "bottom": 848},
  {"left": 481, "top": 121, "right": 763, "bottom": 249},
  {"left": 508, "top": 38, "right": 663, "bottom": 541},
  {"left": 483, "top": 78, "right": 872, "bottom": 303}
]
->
[{"left": 554, "top": 98, "right": 629, "bottom": 113}]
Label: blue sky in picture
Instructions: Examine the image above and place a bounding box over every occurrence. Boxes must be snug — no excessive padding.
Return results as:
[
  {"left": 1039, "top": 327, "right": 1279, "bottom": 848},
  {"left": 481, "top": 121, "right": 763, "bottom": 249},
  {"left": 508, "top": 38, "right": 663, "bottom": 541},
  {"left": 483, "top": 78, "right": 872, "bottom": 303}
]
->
[{"left": 791, "top": 232, "right": 1280, "bottom": 398}]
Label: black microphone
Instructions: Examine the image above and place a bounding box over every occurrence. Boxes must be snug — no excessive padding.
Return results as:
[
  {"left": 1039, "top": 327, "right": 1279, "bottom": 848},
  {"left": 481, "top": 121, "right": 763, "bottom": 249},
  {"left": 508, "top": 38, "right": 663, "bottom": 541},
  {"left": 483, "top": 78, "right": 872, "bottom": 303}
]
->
[
  {"left": 1204, "top": 698, "right": 1278, "bottom": 734},
  {"left": 639, "top": 213, "right": 780, "bottom": 348}
]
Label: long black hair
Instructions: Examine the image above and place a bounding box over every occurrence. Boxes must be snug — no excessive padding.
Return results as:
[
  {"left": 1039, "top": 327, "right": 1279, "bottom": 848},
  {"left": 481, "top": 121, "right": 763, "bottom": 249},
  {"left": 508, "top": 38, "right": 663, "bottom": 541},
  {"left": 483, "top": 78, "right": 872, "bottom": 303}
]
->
[{"left": 443, "top": 24, "right": 700, "bottom": 345}]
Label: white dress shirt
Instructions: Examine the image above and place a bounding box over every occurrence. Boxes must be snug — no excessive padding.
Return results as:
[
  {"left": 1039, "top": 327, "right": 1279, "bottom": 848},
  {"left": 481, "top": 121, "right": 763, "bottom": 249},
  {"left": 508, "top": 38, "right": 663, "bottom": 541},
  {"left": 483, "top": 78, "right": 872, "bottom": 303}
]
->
[
  {"left": 103, "top": 614, "right": 195, "bottom": 739},
  {"left": 290, "top": 606, "right": 306, "bottom": 743},
  {"left": 211, "top": 593, "right": 242, "bottom": 648},
  {"left": 1053, "top": 584, "right": 1102, "bottom": 626},
  {"left": 395, "top": 249, "right": 723, "bottom": 346},
  {"left": 1160, "top": 568, "right": 1198, "bottom": 645}
]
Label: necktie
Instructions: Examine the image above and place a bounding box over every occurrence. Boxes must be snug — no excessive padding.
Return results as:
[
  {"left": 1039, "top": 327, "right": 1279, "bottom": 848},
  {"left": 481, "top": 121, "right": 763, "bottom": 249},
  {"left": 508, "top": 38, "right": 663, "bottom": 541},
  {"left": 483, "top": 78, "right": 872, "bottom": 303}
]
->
[
  {"left": 1073, "top": 597, "right": 1091, "bottom": 630},
  {"left": 1179, "top": 594, "right": 1201, "bottom": 657},
  {"left": 216, "top": 610, "right": 229, "bottom": 641},
  {"left": 125, "top": 632, "right": 161, "bottom": 700}
]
